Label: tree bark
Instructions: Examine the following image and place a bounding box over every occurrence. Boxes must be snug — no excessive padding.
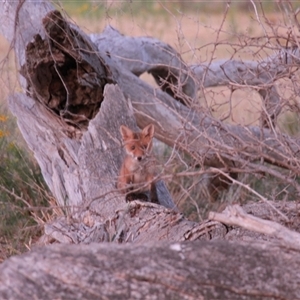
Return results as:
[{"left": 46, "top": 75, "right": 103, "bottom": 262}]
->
[
  {"left": 1, "top": 241, "right": 300, "bottom": 300},
  {"left": 90, "top": 26, "right": 197, "bottom": 104}
]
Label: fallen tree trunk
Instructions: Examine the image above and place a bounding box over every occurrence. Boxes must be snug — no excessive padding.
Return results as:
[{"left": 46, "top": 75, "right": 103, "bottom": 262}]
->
[
  {"left": 91, "top": 28, "right": 300, "bottom": 127},
  {"left": 1, "top": 240, "right": 300, "bottom": 300}
]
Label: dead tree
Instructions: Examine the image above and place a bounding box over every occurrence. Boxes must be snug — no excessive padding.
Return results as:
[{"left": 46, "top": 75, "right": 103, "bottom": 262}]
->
[
  {"left": 1, "top": 0, "right": 300, "bottom": 298},
  {"left": 2, "top": 238, "right": 300, "bottom": 300}
]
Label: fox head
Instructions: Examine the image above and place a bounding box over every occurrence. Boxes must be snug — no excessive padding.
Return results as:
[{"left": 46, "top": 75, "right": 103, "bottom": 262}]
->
[{"left": 120, "top": 124, "right": 154, "bottom": 161}]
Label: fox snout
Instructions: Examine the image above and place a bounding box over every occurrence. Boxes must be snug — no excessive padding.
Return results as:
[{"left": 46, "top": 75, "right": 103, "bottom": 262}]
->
[{"left": 128, "top": 148, "right": 145, "bottom": 161}]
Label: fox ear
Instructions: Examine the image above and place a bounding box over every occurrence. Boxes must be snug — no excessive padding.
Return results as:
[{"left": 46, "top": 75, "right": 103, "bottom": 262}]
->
[
  {"left": 120, "top": 125, "right": 133, "bottom": 140},
  {"left": 142, "top": 124, "right": 154, "bottom": 138}
]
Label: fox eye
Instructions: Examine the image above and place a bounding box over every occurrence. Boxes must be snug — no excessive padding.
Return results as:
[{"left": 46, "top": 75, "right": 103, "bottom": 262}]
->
[
  {"left": 142, "top": 144, "right": 147, "bottom": 149},
  {"left": 131, "top": 145, "right": 136, "bottom": 150}
]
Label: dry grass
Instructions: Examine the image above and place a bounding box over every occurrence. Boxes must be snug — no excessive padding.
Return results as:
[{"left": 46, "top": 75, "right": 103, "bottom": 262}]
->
[{"left": 0, "top": 35, "right": 53, "bottom": 261}]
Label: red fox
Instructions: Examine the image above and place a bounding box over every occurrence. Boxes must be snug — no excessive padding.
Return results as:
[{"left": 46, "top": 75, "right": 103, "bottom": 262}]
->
[{"left": 117, "top": 124, "right": 158, "bottom": 203}]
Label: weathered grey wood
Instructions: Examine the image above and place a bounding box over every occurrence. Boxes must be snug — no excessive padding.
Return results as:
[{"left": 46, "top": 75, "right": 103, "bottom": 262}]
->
[
  {"left": 210, "top": 204, "right": 300, "bottom": 251},
  {"left": 90, "top": 26, "right": 197, "bottom": 104},
  {"left": 192, "top": 48, "right": 300, "bottom": 88},
  {"left": 1, "top": 241, "right": 300, "bottom": 300},
  {"left": 1, "top": 0, "right": 54, "bottom": 89},
  {"left": 7, "top": 84, "right": 126, "bottom": 214},
  {"left": 192, "top": 59, "right": 283, "bottom": 125},
  {"left": 224, "top": 201, "right": 300, "bottom": 243},
  {"left": 91, "top": 30, "right": 300, "bottom": 126}
]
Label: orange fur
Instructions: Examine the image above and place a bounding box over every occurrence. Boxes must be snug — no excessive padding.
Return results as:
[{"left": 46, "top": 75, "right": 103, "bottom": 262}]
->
[{"left": 118, "top": 124, "right": 158, "bottom": 202}]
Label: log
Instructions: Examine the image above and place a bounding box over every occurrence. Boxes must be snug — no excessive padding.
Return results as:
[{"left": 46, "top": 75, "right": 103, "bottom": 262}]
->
[
  {"left": 1, "top": 241, "right": 300, "bottom": 300},
  {"left": 90, "top": 26, "right": 197, "bottom": 104},
  {"left": 210, "top": 204, "right": 300, "bottom": 251},
  {"left": 91, "top": 29, "right": 300, "bottom": 126}
]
